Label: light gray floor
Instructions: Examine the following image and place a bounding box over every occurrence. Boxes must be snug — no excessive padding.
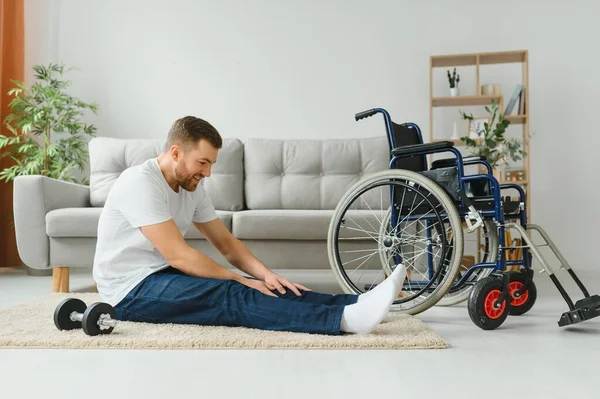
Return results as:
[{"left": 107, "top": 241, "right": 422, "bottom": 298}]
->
[{"left": 1, "top": 266, "right": 600, "bottom": 399}]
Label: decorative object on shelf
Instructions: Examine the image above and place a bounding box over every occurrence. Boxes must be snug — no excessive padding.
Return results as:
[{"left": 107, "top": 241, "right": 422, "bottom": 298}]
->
[
  {"left": 481, "top": 83, "right": 502, "bottom": 96},
  {"left": 468, "top": 117, "right": 490, "bottom": 139},
  {"left": 459, "top": 99, "right": 527, "bottom": 170},
  {"left": 447, "top": 68, "right": 460, "bottom": 97},
  {"left": 0, "top": 63, "right": 98, "bottom": 185},
  {"left": 501, "top": 168, "right": 527, "bottom": 182},
  {"left": 451, "top": 121, "right": 459, "bottom": 139}
]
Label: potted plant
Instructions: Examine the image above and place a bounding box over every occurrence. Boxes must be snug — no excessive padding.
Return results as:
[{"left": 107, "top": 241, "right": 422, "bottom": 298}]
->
[
  {"left": 447, "top": 68, "right": 460, "bottom": 97},
  {"left": 0, "top": 63, "right": 98, "bottom": 185},
  {"left": 459, "top": 100, "right": 527, "bottom": 191}
]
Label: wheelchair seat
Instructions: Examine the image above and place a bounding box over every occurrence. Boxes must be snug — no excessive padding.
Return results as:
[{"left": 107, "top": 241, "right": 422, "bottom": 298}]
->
[{"left": 386, "top": 122, "right": 520, "bottom": 217}]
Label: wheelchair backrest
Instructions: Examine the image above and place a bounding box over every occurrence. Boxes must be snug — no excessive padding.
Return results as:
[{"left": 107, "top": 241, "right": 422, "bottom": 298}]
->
[{"left": 388, "top": 122, "right": 427, "bottom": 172}]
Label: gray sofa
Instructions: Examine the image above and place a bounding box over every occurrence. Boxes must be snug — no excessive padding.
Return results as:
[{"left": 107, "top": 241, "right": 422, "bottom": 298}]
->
[{"left": 13, "top": 135, "right": 390, "bottom": 292}]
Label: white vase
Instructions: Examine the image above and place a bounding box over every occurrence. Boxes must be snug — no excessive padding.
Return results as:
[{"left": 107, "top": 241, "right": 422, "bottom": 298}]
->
[
  {"left": 450, "top": 88, "right": 459, "bottom": 97},
  {"left": 451, "top": 122, "right": 459, "bottom": 139}
]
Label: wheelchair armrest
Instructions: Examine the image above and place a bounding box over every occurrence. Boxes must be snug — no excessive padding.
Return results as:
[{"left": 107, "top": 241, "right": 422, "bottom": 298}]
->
[
  {"left": 391, "top": 141, "right": 454, "bottom": 157},
  {"left": 431, "top": 156, "right": 487, "bottom": 169}
]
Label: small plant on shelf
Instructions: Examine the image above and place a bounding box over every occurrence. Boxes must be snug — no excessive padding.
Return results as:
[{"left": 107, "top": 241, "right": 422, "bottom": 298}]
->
[
  {"left": 447, "top": 68, "right": 460, "bottom": 96},
  {"left": 459, "top": 99, "right": 527, "bottom": 170}
]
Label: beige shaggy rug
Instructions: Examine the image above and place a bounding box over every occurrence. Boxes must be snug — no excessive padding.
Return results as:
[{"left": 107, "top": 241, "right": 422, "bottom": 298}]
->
[{"left": 0, "top": 293, "right": 447, "bottom": 349}]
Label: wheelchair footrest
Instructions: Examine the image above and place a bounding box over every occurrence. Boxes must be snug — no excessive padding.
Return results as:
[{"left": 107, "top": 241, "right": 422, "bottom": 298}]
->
[{"left": 558, "top": 295, "right": 600, "bottom": 327}]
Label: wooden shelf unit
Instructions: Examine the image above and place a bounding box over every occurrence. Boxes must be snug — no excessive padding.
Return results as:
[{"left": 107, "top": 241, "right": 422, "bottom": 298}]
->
[
  {"left": 504, "top": 114, "right": 527, "bottom": 124},
  {"left": 431, "top": 50, "right": 527, "bottom": 68},
  {"left": 432, "top": 95, "right": 502, "bottom": 107},
  {"left": 429, "top": 50, "right": 531, "bottom": 216}
]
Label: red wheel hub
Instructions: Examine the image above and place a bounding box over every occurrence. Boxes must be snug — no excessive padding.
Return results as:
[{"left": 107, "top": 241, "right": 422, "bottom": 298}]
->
[
  {"left": 484, "top": 289, "right": 506, "bottom": 319},
  {"left": 509, "top": 282, "right": 529, "bottom": 307}
]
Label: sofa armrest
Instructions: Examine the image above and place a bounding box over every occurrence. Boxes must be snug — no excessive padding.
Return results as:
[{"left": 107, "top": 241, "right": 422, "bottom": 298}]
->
[{"left": 13, "top": 175, "right": 91, "bottom": 269}]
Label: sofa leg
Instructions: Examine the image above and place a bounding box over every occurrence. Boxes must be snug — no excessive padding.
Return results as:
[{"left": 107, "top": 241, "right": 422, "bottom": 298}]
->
[{"left": 52, "top": 267, "right": 70, "bottom": 293}]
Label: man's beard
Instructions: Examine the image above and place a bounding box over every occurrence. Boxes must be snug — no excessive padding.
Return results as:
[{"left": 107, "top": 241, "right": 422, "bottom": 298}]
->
[{"left": 175, "top": 163, "right": 199, "bottom": 192}]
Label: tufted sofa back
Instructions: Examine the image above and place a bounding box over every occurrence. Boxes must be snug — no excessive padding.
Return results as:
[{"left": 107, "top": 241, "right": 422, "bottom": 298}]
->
[
  {"left": 243, "top": 137, "right": 389, "bottom": 210},
  {"left": 88, "top": 137, "right": 245, "bottom": 211},
  {"left": 88, "top": 136, "right": 390, "bottom": 212}
]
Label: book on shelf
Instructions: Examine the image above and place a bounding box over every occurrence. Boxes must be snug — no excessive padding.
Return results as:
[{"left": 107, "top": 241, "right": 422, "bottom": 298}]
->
[
  {"left": 504, "top": 84, "right": 523, "bottom": 115},
  {"left": 517, "top": 87, "right": 526, "bottom": 115}
]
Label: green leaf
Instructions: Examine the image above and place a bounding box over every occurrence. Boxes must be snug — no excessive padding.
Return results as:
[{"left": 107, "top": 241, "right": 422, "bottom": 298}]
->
[
  {"left": 455, "top": 98, "right": 528, "bottom": 168},
  {"left": 0, "top": 62, "right": 97, "bottom": 183}
]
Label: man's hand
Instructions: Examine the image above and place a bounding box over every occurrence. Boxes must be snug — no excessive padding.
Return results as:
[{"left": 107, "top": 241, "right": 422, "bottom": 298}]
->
[
  {"left": 194, "top": 220, "right": 311, "bottom": 290},
  {"left": 240, "top": 278, "right": 278, "bottom": 297},
  {"left": 264, "top": 272, "right": 311, "bottom": 296},
  {"left": 193, "top": 220, "right": 312, "bottom": 296}
]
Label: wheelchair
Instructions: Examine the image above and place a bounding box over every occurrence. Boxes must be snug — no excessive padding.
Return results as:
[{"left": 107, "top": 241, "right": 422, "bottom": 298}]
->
[{"left": 327, "top": 107, "right": 600, "bottom": 330}]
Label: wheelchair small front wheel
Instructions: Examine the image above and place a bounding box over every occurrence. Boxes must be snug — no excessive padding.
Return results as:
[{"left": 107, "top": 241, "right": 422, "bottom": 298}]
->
[
  {"left": 507, "top": 270, "right": 537, "bottom": 316},
  {"left": 468, "top": 276, "right": 509, "bottom": 330}
]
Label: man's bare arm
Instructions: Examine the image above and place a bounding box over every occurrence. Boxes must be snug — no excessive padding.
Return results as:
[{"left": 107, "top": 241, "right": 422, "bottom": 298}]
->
[
  {"left": 193, "top": 219, "right": 311, "bottom": 295},
  {"left": 140, "top": 219, "right": 244, "bottom": 282},
  {"left": 193, "top": 219, "right": 272, "bottom": 280},
  {"left": 141, "top": 219, "right": 278, "bottom": 297}
]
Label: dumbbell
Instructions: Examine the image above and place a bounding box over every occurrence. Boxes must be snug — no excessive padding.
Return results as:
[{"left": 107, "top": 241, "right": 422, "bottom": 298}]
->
[{"left": 53, "top": 298, "right": 118, "bottom": 336}]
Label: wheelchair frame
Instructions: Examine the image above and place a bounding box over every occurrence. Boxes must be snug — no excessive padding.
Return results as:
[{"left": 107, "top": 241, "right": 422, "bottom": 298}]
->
[{"left": 346, "top": 107, "right": 600, "bottom": 330}]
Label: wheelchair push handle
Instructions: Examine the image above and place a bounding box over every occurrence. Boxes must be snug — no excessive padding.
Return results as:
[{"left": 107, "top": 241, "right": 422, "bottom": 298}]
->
[{"left": 354, "top": 109, "right": 378, "bottom": 121}]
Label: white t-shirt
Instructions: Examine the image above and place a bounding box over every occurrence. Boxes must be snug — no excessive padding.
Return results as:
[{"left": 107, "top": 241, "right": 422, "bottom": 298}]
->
[{"left": 92, "top": 157, "right": 218, "bottom": 306}]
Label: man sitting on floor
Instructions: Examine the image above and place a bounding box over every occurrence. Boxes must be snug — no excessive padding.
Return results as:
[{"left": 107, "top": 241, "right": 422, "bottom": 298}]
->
[{"left": 92, "top": 116, "right": 406, "bottom": 335}]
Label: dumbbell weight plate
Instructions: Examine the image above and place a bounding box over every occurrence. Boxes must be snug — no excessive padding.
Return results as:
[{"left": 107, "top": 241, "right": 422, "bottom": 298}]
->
[
  {"left": 82, "top": 302, "right": 116, "bottom": 336},
  {"left": 54, "top": 298, "right": 87, "bottom": 331}
]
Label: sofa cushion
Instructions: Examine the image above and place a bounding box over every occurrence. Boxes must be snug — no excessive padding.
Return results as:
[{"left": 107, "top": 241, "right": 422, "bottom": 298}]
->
[
  {"left": 46, "top": 208, "right": 233, "bottom": 238},
  {"left": 88, "top": 137, "right": 244, "bottom": 211},
  {"left": 243, "top": 137, "right": 389, "bottom": 209},
  {"left": 232, "top": 209, "right": 385, "bottom": 240}
]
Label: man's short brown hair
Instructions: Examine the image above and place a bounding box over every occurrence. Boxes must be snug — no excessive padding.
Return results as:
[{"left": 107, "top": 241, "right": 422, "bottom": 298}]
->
[{"left": 164, "top": 116, "right": 222, "bottom": 152}]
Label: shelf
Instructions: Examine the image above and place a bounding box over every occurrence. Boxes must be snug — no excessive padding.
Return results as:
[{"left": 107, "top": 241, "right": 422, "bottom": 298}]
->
[
  {"left": 504, "top": 114, "right": 527, "bottom": 124},
  {"left": 431, "top": 54, "right": 478, "bottom": 68},
  {"left": 479, "top": 51, "right": 527, "bottom": 65},
  {"left": 432, "top": 95, "right": 502, "bottom": 107},
  {"left": 431, "top": 50, "right": 527, "bottom": 67},
  {"left": 500, "top": 180, "right": 528, "bottom": 185}
]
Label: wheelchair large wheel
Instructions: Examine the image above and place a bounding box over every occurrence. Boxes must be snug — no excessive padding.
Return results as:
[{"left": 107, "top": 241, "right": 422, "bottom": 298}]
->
[
  {"left": 435, "top": 220, "right": 498, "bottom": 306},
  {"left": 327, "top": 169, "right": 464, "bottom": 315}
]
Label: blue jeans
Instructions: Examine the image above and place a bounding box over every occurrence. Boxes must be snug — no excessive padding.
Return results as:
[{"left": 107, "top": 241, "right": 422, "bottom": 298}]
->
[{"left": 114, "top": 267, "right": 359, "bottom": 335}]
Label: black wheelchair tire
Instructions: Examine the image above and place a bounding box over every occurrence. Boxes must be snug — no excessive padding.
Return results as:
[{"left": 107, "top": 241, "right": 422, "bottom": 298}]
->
[
  {"left": 468, "top": 276, "right": 509, "bottom": 330},
  {"left": 507, "top": 270, "right": 537, "bottom": 316}
]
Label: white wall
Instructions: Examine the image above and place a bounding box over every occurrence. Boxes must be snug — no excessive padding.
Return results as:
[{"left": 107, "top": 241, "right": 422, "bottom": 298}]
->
[{"left": 25, "top": 0, "right": 600, "bottom": 273}]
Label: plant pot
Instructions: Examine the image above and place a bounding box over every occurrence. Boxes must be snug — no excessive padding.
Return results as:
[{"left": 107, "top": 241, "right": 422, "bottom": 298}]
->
[{"left": 450, "top": 88, "right": 459, "bottom": 97}]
